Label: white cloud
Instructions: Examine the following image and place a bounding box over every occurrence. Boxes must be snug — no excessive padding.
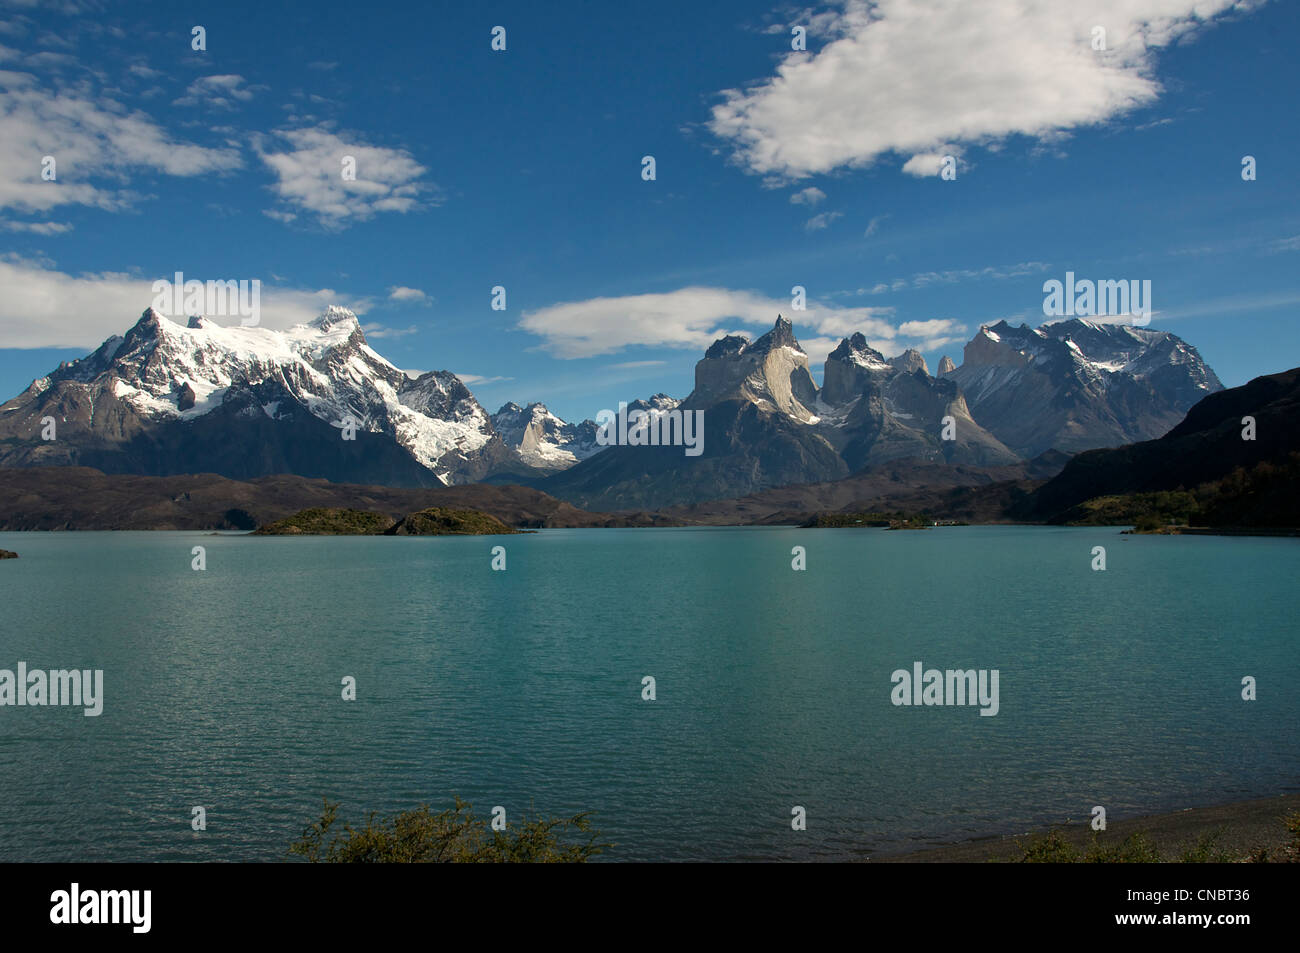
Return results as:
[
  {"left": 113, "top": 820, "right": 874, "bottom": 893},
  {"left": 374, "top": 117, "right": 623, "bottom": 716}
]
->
[
  {"left": 173, "top": 74, "right": 258, "bottom": 109},
  {"left": 518, "top": 285, "right": 955, "bottom": 361},
  {"left": 861, "top": 261, "right": 1052, "bottom": 294},
  {"left": 387, "top": 285, "right": 429, "bottom": 302},
  {"left": 455, "top": 373, "right": 513, "bottom": 386},
  {"left": 901, "top": 151, "right": 958, "bottom": 178},
  {"left": 789, "top": 186, "right": 826, "bottom": 206},
  {"left": 0, "top": 255, "right": 372, "bottom": 349},
  {"left": 898, "top": 318, "right": 965, "bottom": 338},
  {"left": 1, "top": 220, "right": 72, "bottom": 234},
  {"left": 804, "top": 210, "right": 843, "bottom": 231},
  {"left": 863, "top": 214, "right": 887, "bottom": 237},
  {"left": 361, "top": 323, "right": 419, "bottom": 339},
  {"left": 709, "top": 0, "right": 1257, "bottom": 180},
  {"left": 256, "top": 126, "right": 434, "bottom": 229},
  {"left": 0, "top": 69, "right": 242, "bottom": 212}
]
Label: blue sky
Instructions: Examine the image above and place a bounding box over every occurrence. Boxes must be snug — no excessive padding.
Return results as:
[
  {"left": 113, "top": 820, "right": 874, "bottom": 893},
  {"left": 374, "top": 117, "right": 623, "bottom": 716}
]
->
[{"left": 1, "top": 0, "right": 1297, "bottom": 423}]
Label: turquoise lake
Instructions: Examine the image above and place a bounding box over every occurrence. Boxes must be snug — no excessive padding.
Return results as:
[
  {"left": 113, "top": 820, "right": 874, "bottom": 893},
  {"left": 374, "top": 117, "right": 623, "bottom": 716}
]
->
[{"left": 0, "top": 526, "right": 1296, "bottom": 861}]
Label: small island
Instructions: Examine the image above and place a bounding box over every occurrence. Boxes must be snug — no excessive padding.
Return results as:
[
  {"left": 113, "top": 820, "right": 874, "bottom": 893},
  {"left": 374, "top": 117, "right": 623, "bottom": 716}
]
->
[
  {"left": 389, "top": 507, "right": 522, "bottom": 536},
  {"left": 253, "top": 508, "right": 396, "bottom": 535},
  {"left": 252, "top": 506, "right": 523, "bottom": 536},
  {"left": 804, "top": 511, "right": 931, "bottom": 530},
  {"left": 0, "top": 549, "right": 18, "bottom": 559}
]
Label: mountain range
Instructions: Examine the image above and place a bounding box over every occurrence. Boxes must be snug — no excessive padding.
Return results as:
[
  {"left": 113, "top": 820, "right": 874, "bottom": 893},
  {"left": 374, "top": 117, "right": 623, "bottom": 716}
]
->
[{"left": 0, "top": 306, "right": 1223, "bottom": 509}]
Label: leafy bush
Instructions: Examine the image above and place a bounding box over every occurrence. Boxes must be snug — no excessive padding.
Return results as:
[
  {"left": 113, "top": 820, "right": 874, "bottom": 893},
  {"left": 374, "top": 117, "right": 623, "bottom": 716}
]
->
[
  {"left": 1177, "top": 831, "right": 1233, "bottom": 863},
  {"left": 1019, "top": 830, "right": 1160, "bottom": 863},
  {"left": 1018, "top": 829, "right": 1081, "bottom": 863},
  {"left": 288, "top": 797, "right": 607, "bottom": 863}
]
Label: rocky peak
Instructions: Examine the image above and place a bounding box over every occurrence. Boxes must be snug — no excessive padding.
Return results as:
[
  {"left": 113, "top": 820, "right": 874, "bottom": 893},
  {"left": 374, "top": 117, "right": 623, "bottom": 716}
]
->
[
  {"left": 947, "top": 318, "right": 1224, "bottom": 457},
  {"left": 124, "top": 308, "right": 165, "bottom": 340},
  {"left": 311, "top": 305, "right": 364, "bottom": 336},
  {"left": 888, "top": 348, "right": 929, "bottom": 376},
  {"left": 691, "top": 316, "right": 816, "bottom": 418},
  {"left": 937, "top": 355, "right": 956, "bottom": 375},
  {"left": 749, "top": 315, "right": 802, "bottom": 355},
  {"left": 828, "top": 332, "right": 888, "bottom": 366},
  {"left": 704, "top": 334, "right": 750, "bottom": 360}
]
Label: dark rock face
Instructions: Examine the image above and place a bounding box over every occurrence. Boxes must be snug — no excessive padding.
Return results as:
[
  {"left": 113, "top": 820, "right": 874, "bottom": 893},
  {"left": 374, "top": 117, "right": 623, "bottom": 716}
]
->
[
  {"left": 1022, "top": 366, "right": 1300, "bottom": 523},
  {"left": 176, "top": 382, "right": 197, "bottom": 411},
  {"left": 947, "top": 319, "right": 1222, "bottom": 457},
  {"left": 542, "top": 317, "right": 1017, "bottom": 510}
]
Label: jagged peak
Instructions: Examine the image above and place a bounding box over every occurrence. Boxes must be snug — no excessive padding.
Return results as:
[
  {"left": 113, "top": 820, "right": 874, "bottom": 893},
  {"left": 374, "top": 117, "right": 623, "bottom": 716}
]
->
[
  {"left": 888, "top": 348, "right": 929, "bottom": 376},
  {"left": 121, "top": 307, "right": 169, "bottom": 343},
  {"left": 829, "top": 332, "right": 887, "bottom": 364},
  {"left": 937, "top": 355, "right": 956, "bottom": 375},
  {"left": 310, "top": 305, "right": 362, "bottom": 332},
  {"left": 704, "top": 334, "right": 750, "bottom": 360},
  {"left": 750, "top": 314, "right": 802, "bottom": 354}
]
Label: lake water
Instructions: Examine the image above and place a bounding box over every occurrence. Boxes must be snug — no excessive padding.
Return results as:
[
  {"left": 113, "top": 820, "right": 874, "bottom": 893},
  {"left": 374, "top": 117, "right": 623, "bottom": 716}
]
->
[{"left": 0, "top": 526, "right": 1296, "bottom": 862}]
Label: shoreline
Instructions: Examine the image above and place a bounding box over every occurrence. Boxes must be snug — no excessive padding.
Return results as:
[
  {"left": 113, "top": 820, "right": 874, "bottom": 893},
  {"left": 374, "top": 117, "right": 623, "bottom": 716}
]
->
[{"left": 868, "top": 792, "right": 1300, "bottom": 862}]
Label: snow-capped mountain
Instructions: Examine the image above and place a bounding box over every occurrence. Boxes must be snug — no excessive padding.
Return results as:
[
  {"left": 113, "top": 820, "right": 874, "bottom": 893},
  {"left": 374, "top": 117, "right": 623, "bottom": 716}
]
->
[
  {"left": 946, "top": 319, "right": 1223, "bottom": 456},
  {"left": 0, "top": 306, "right": 517, "bottom": 486},
  {"left": 490, "top": 401, "right": 603, "bottom": 472},
  {"left": 817, "top": 333, "right": 1018, "bottom": 468},
  {"left": 541, "top": 316, "right": 1018, "bottom": 509},
  {"left": 0, "top": 307, "right": 1226, "bottom": 505}
]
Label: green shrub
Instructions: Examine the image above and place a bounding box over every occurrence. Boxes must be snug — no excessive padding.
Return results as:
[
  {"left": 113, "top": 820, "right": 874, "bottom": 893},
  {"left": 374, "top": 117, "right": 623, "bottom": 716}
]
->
[
  {"left": 288, "top": 797, "right": 607, "bottom": 863},
  {"left": 1018, "top": 829, "right": 1081, "bottom": 863},
  {"left": 1177, "top": 831, "right": 1233, "bottom": 863}
]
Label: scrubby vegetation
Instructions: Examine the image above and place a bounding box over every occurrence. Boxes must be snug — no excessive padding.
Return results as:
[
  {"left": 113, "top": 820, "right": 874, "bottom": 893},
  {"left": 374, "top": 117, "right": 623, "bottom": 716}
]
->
[
  {"left": 1017, "top": 815, "right": 1300, "bottom": 863},
  {"left": 288, "top": 797, "right": 606, "bottom": 863},
  {"left": 389, "top": 506, "right": 521, "bottom": 535},
  {"left": 1065, "top": 491, "right": 1199, "bottom": 530},
  {"left": 1018, "top": 830, "right": 1161, "bottom": 863},
  {"left": 806, "top": 510, "right": 931, "bottom": 529},
  {"left": 253, "top": 505, "right": 526, "bottom": 535},
  {"left": 1063, "top": 453, "right": 1300, "bottom": 531},
  {"left": 253, "top": 507, "right": 396, "bottom": 535}
]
